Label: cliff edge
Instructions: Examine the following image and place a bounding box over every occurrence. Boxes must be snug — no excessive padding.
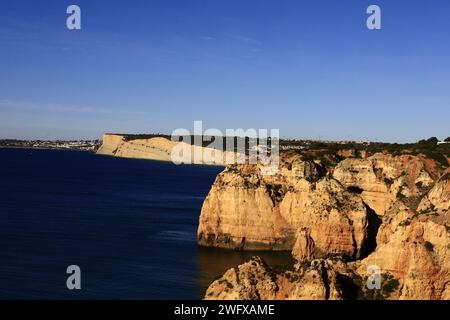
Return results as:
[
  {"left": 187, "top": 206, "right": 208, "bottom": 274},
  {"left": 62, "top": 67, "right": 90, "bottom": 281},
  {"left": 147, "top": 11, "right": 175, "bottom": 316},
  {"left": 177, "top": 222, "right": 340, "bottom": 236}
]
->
[
  {"left": 200, "top": 153, "right": 450, "bottom": 300},
  {"left": 97, "top": 133, "right": 238, "bottom": 165}
]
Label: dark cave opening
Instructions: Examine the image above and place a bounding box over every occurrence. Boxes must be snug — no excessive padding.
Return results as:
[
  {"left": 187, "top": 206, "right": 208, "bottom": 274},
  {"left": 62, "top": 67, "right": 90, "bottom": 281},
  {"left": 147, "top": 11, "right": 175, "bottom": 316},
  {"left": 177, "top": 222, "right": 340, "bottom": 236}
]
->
[
  {"left": 347, "top": 186, "right": 364, "bottom": 194},
  {"left": 336, "top": 274, "right": 361, "bottom": 300},
  {"left": 360, "top": 204, "right": 382, "bottom": 259}
]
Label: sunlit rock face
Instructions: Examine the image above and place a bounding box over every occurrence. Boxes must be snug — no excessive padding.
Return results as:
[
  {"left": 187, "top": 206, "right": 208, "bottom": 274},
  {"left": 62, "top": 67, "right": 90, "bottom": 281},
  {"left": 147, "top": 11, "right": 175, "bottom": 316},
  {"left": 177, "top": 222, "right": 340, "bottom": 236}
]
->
[
  {"left": 198, "top": 157, "right": 371, "bottom": 258},
  {"left": 357, "top": 218, "right": 450, "bottom": 300},
  {"left": 205, "top": 216, "right": 450, "bottom": 300},
  {"left": 204, "top": 256, "right": 345, "bottom": 300},
  {"left": 97, "top": 134, "right": 176, "bottom": 161},
  {"left": 201, "top": 153, "right": 450, "bottom": 300},
  {"left": 97, "top": 133, "right": 241, "bottom": 165},
  {"left": 333, "top": 153, "right": 437, "bottom": 216},
  {"left": 418, "top": 169, "right": 450, "bottom": 221}
]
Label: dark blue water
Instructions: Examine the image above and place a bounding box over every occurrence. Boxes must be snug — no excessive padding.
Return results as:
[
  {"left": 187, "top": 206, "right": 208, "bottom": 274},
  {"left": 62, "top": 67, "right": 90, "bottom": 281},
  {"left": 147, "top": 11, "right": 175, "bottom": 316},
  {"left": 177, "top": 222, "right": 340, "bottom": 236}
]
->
[{"left": 0, "top": 148, "right": 290, "bottom": 299}]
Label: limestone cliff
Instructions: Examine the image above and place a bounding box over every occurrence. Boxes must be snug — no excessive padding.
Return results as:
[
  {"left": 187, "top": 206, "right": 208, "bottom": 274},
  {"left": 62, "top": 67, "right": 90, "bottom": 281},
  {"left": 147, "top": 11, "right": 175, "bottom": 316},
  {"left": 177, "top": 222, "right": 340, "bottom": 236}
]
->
[
  {"left": 333, "top": 154, "right": 436, "bottom": 216},
  {"left": 418, "top": 169, "right": 450, "bottom": 220},
  {"left": 198, "top": 157, "right": 372, "bottom": 258},
  {"left": 357, "top": 217, "right": 450, "bottom": 300},
  {"left": 97, "top": 134, "right": 175, "bottom": 161},
  {"left": 201, "top": 153, "right": 449, "bottom": 300},
  {"left": 205, "top": 256, "right": 345, "bottom": 300},
  {"left": 97, "top": 133, "right": 238, "bottom": 165},
  {"left": 206, "top": 214, "right": 449, "bottom": 300}
]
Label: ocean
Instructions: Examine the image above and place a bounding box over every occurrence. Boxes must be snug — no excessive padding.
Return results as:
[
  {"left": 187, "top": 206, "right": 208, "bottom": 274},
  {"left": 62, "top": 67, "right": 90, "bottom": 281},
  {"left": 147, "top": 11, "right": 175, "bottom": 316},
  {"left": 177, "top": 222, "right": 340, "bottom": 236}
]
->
[{"left": 0, "top": 148, "right": 290, "bottom": 299}]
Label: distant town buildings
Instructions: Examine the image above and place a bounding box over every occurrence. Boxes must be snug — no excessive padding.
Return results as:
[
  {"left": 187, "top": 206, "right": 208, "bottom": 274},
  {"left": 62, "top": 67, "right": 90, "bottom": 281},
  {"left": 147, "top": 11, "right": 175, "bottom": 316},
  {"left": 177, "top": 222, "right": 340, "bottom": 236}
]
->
[{"left": 0, "top": 139, "right": 101, "bottom": 151}]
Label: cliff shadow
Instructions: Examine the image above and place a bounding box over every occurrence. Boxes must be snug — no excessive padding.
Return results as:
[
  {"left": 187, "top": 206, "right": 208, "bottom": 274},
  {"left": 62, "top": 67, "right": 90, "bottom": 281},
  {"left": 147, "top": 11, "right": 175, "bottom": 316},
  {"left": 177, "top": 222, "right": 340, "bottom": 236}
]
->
[
  {"left": 194, "top": 246, "right": 292, "bottom": 298},
  {"left": 360, "top": 204, "right": 382, "bottom": 259}
]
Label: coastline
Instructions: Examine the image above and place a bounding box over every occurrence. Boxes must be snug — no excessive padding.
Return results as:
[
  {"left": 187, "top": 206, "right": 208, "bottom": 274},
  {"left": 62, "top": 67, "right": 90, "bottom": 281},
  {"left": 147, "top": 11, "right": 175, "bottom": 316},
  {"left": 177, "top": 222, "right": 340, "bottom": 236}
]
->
[
  {"left": 0, "top": 146, "right": 226, "bottom": 168},
  {"left": 97, "top": 150, "right": 226, "bottom": 168},
  {"left": 0, "top": 146, "right": 97, "bottom": 153}
]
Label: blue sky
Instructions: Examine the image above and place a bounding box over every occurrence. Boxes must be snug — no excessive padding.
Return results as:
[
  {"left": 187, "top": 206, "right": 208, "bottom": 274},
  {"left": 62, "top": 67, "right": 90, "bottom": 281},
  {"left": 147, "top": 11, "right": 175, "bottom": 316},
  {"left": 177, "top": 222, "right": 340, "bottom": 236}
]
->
[{"left": 0, "top": 0, "right": 449, "bottom": 142}]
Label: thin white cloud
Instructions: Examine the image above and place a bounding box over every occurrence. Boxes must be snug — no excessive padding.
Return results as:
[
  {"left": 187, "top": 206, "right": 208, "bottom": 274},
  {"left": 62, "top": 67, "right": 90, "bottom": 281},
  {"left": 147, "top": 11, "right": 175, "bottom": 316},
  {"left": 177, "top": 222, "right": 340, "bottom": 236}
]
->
[
  {"left": 0, "top": 99, "right": 153, "bottom": 116},
  {"left": 228, "top": 34, "right": 262, "bottom": 46}
]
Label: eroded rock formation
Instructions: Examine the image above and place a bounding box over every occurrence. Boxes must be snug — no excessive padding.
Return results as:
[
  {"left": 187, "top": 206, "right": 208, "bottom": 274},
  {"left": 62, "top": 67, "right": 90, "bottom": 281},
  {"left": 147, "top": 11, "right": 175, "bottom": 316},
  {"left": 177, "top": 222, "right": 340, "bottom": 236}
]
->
[
  {"left": 357, "top": 218, "right": 450, "bottom": 300},
  {"left": 201, "top": 153, "right": 449, "bottom": 300},
  {"left": 97, "top": 133, "right": 240, "bottom": 165},
  {"left": 333, "top": 154, "right": 436, "bottom": 216},
  {"left": 97, "top": 134, "right": 176, "bottom": 161},
  {"left": 204, "top": 256, "right": 345, "bottom": 300},
  {"left": 198, "top": 158, "right": 371, "bottom": 258}
]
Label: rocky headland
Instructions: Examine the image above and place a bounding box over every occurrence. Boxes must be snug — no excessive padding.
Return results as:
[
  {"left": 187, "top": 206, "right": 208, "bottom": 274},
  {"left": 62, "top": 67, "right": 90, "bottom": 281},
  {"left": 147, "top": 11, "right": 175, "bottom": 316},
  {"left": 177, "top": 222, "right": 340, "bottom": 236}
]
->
[
  {"left": 96, "top": 133, "right": 239, "bottom": 165},
  {"left": 97, "top": 133, "right": 450, "bottom": 299},
  {"left": 199, "top": 152, "right": 450, "bottom": 300},
  {"left": 97, "top": 133, "right": 178, "bottom": 161}
]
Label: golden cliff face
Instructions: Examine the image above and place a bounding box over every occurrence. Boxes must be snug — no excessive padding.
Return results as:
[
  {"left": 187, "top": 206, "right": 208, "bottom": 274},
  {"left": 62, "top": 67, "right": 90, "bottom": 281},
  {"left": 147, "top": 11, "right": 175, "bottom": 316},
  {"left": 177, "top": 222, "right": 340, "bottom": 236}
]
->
[
  {"left": 357, "top": 218, "right": 449, "bottom": 300},
  {"left": 197, "top": 159, "right": 324, "bottom": 251},
  {"left": 96, "top": 134, "right": 125, "bottom": 156},
  {"left": 281, "top": 177, "right": 369, "bottom": 259},
  {"left": 418, "top": 169, "right": 450, "bottom": 222},
  {"left": 96, "top": 133, "right": 242, "bottom": 165},
  {"left": 198, "top": 157, "right": 372, "bottom": 257},
  {"left": 202, "top": 153, "right": 450, "bottom": 300},
  {"left": 333, "top": 154, "right": 435, "bottom": 216},
  {"left": 204, "top": 256, "right": 345, "bottom": 300},
  {"left": 96, "top": 134, "right": 175, "bottom": 161}
]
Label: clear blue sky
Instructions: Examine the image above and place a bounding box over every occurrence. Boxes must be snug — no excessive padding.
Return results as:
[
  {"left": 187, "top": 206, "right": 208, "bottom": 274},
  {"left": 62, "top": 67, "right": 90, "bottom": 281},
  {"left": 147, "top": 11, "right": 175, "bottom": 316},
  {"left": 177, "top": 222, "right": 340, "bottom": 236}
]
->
[{"left": 0, "top": 0, "right": 449, "bottom": 142}]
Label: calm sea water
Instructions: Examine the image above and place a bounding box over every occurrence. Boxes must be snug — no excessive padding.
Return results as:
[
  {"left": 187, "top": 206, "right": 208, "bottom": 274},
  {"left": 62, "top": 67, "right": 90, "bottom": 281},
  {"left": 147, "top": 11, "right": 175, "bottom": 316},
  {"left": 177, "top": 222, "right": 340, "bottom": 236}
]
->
[{"left": 0, "top": 148, "right": 290, "bottom": 299}]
